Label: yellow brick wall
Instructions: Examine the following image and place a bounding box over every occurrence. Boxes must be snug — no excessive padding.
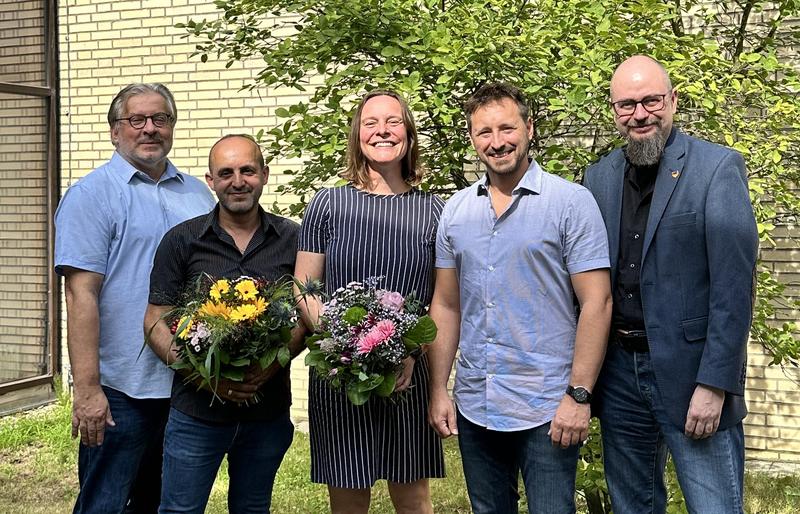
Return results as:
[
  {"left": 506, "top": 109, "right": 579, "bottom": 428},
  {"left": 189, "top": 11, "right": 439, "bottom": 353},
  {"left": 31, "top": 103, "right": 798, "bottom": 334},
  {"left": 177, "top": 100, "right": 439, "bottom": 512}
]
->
[
  {"left": 745, "top": 221, "right": 800, "bottom": 471},
  {"left": 56, "top": 0, "right": 800, "bottom": 469}
]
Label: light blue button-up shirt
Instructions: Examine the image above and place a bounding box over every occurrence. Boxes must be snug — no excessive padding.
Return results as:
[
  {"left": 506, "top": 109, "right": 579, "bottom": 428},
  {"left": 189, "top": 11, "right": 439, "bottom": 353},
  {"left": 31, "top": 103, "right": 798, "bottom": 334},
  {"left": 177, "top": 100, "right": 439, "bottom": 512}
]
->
[
  {"left": 55, "top": 152, "right": 215, "bottom": 399},
  {"left": 436, "top": 160, "right": 609, "bottom": 431}
]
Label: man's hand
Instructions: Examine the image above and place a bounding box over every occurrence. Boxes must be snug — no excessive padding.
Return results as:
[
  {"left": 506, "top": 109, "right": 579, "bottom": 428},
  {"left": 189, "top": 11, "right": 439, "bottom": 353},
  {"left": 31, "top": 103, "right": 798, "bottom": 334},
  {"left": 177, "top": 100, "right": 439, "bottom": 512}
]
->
[
  {"left": 394, "top": 357, "right": 416, "bottom": 392},
  {"left": 243, "top": 362, "right": 281, "bottom": 389},
  {"left": 72, "top": 386, "right": 115, "bottom": 447},
  {"left": 428, "top": 388, "right": 458, "bottom": 438},
  {"left": 549, "top": 396, "right": 590, "bottom": 448},
  {"left": 685, "top": 384, "right": 724, "bottom": 439},
  {"left": 212, "top": 377, "right": 260, "bottom": 403}
]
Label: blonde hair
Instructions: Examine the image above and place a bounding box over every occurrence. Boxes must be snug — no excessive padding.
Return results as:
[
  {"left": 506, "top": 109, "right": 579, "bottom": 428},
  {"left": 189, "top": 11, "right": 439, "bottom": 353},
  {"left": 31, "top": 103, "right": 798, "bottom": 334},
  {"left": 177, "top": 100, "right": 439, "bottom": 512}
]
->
[{"left": 341, "top": 90, "right": 423, "bottom": 188}]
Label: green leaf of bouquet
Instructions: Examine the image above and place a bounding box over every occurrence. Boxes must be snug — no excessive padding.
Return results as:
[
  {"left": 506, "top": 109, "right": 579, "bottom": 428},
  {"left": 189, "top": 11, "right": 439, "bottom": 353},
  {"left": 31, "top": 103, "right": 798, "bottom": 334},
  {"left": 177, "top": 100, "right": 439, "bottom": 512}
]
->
[
  {"left": 359, "top": 373, "right": 383, "bottom": 391},
  {"left": 304, "top": 349, "right": 326, "bottom": 367},
  {"left": 346, "top": 384, "right": 370, "bottom": 406},
  {"left": 218, "top": 348, "right": 231, "bottom": 365},
  {"left": 169, "top": 361, "right": 191, "bottom": 371},
  {"left": 343, "top": 306, "right": 368, "bottom": 325},
  {"left": 375, "top": 374, "right": 396, "bottom": 397},
  {"left": 229, "top": 358, "right": 250, "bottom": 366},
  {"left": 221, "top": 368, "right": 245, "bottom": 381},
  {"left": 277, "top": 345, "right": 291, "bottom": 367},
  {"left": 305, "top": 332, "right": 326, "bottom": 350},
  {"left": 403, "top": 315, "right": 437, "bottom": 348},
  {"left": 259, "top": 346, "right": 279, "bottom": 368}
]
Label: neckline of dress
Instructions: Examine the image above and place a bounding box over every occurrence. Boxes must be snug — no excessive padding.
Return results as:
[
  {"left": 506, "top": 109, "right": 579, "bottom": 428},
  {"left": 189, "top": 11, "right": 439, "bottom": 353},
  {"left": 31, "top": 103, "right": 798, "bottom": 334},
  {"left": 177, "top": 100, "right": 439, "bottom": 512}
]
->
[{"left": 348, "top": 184, "right": 416, "bottom": 198}]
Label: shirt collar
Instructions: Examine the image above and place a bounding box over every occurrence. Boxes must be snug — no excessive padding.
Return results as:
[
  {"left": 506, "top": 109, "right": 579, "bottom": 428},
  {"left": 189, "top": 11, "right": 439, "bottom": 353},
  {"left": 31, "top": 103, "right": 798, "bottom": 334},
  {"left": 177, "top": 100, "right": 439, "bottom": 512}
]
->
[
  {"left": 476, "top": 158, "right": 543, "bottom": 196},
  {"left": 200, "top": 204, "right": 279, "bottom": 238},
  {"left": 111, "top": 151, "right": 183, "bottom": 184}
]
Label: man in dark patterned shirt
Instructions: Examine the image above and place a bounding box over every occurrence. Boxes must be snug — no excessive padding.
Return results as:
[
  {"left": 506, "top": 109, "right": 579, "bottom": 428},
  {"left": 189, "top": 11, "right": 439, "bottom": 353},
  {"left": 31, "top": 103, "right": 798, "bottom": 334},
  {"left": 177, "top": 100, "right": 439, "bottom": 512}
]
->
[{"left": 144, "top": 134, "right": 304, "bottom": 513}]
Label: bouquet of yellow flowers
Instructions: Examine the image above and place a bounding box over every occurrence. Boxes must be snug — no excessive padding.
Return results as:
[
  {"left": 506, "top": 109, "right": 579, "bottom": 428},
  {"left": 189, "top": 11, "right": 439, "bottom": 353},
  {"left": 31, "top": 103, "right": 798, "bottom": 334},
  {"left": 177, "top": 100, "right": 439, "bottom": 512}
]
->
[{"left": 165, "top": 274, "right": 299, "bottom": 403}]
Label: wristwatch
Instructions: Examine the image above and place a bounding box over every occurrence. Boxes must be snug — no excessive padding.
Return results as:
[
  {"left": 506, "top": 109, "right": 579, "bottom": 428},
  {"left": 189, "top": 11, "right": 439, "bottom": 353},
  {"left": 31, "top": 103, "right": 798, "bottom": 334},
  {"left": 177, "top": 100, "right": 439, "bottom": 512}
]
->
[{"left": 566, "top": 385, "right": 592, "bottom": 404}]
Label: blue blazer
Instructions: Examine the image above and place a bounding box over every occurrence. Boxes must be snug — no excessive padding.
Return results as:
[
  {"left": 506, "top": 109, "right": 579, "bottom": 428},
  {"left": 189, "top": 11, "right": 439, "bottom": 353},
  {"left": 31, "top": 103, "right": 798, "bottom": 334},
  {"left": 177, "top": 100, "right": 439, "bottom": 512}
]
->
[{"left": 583, "top": 129, "right": 758, "bottom": 429}]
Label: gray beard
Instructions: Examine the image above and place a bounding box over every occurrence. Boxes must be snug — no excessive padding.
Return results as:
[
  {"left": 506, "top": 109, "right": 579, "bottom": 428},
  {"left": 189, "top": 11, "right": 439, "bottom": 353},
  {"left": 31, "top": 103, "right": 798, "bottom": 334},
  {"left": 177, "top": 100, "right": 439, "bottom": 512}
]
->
[{"left": 624, "top": 129, "right": 668, "bottom": 166}]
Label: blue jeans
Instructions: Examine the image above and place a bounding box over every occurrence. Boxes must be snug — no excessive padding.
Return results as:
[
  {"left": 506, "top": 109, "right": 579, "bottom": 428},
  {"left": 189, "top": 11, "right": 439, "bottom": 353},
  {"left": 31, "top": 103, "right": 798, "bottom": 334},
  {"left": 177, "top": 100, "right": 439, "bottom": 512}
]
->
[
  {"left": 596, "top": 344, "right": 745, "bottom": 514},
  {"left": 159, "top": 408, "right": 294, "bottom": 514},
  {"left": 74, "top": 386, "right": 169, "bottom": 514},
  {"left": 457, "top": 410, "right": 579, "bottom": 514}
]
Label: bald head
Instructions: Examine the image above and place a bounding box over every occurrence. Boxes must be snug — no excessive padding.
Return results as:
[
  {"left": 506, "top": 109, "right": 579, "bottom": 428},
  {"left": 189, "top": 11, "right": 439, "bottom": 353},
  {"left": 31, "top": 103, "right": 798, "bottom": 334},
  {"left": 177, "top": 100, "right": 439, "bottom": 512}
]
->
[
  {"left": 611, "top": 55, "right": 672, "bottom": 98},
  {"left": 609, "top": 55, "right": 677, "bottom": 166}
]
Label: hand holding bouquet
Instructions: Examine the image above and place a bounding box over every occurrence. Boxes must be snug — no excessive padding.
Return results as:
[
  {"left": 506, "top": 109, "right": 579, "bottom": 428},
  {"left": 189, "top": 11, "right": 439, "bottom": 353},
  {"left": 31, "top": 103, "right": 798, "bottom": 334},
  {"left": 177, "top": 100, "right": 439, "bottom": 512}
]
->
[
  {"left": 304, "top": 278, "right": 437, "bottom": 406},
  {"left": 161, "top": 274, "right": 299, "bottom": 404}
]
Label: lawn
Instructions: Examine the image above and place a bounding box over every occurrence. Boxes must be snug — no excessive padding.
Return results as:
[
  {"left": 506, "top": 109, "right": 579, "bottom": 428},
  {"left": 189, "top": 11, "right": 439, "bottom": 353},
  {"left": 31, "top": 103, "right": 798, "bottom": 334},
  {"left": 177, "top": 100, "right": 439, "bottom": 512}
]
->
[{"left": 1, "top": 395, "right": 798, "bottom": 513}]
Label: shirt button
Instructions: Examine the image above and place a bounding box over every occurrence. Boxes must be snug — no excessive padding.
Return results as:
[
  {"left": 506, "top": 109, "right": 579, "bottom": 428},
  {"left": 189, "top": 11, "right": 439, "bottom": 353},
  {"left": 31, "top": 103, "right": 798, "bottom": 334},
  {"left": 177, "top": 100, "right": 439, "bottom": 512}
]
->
[
  {"left": 626, "top": 293, "right": 633, "bottom": 299},
  {"left": 492, "top": 230, "right": 498, "bottom": 236},
  {"left": 488, "top": 265, "right": 495, "bottom": 271},
  {"left": 633, "top": 233, "right": 640, "bottom": 239},
  {"left": 487, "top": 374, "right": 494, "bottom": 381},
  {"left": 487, "top": 302, "right": 495, "bottom": 308},
  {"left": 629, "top": 263, "right": 636, "bottom": 269},
  {"left": 487, "top": 337, "right": 494, "bottom": 343}
]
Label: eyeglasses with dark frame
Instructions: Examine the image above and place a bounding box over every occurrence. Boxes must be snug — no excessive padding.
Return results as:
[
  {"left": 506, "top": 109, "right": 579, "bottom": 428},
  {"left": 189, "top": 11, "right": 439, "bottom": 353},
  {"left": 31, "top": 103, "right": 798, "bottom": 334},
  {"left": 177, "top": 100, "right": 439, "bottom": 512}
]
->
[
  {"left": 610, "top": 92, "right": 672, "bottom": 117},
  {"left": 114, "top": 112, "right": 174, "bottom": 129}
]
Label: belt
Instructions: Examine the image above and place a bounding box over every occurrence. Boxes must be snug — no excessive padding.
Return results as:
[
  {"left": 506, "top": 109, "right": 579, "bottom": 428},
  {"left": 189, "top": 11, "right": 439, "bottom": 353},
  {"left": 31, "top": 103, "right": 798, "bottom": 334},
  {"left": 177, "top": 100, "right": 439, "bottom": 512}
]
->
[{"left": 613, "top": 328, "right": 649, "bottom": 353}]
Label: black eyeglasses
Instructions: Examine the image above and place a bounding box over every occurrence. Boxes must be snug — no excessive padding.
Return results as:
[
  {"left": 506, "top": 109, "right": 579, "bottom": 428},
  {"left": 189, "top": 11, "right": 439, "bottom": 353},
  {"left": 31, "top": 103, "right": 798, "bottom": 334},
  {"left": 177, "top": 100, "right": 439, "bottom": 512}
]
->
[
  {"left": 610, "top": 92, "right": 671, "bottom": 117},
  {"left": 114, "top": 112, "right": 174, "bottom": 129}
]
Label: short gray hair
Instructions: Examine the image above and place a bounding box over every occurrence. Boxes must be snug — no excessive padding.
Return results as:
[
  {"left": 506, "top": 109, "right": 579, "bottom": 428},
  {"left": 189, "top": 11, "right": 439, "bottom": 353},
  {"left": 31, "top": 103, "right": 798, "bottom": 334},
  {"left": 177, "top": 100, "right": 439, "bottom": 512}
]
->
[{"left": 107, "top": 83, "right": 177, "bottom": 127}]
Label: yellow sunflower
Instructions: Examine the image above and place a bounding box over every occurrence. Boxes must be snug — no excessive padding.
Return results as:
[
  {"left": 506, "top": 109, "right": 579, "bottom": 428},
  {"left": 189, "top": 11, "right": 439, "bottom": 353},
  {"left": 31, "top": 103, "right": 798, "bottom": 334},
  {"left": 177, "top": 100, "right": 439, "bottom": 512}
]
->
[
  {"left": 234, "top": 279, "right": 258, "bottom": 301},
  {"left": 252, "top": 296, "right": 268, "bottom": 317},
  {"left": 209, "top": 279, "right": 230, "bottom": 300},
  {"left": 230, "top": 303, "right": 259, "bottom": 322},
  {"left": 198, "top": 300, "right": 231, "bottom": 319},
  {"left": 177, "top": 315, "right": 193, "bottom": 339}
]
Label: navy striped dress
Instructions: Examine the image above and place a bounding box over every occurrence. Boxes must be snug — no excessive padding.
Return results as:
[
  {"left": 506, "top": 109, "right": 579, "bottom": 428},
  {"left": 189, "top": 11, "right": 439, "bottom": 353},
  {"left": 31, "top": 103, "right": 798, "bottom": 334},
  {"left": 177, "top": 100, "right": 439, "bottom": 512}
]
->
[{"left": 299, "top": 185, "right": 446, "bottom": 488}]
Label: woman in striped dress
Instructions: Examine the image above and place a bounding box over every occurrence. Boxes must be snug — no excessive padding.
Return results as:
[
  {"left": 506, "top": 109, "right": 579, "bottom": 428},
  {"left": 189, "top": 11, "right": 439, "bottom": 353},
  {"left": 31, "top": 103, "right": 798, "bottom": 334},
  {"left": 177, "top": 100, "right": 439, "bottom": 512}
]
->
[{"left": 294, "top": 90, "right": 445, "bottom": 513}]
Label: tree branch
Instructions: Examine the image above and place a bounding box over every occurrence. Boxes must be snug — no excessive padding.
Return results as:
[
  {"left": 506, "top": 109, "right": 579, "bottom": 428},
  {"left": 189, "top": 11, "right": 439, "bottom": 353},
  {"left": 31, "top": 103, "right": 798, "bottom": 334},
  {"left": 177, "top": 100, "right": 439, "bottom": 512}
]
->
[
  {"left": 733, "top": 0, "right": 757, "bottom": 58},
  {"left": 669, "top": 0, "right": 685, "bottom": 37}
]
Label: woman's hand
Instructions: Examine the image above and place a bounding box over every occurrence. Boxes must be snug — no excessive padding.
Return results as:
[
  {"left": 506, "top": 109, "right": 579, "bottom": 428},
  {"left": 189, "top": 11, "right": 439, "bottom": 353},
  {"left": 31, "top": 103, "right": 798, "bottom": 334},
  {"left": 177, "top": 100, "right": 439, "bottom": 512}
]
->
[{"left": 394, "top": 356, "right": 416, "bottom": 392}]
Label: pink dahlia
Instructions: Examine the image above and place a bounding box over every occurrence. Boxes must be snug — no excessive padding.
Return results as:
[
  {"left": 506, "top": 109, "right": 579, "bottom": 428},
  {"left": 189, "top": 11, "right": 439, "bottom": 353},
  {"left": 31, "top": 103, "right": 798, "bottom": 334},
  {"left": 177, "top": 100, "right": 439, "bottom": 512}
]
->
[{"left": 357, "top": 319, "right": 396, "bottom": 354}]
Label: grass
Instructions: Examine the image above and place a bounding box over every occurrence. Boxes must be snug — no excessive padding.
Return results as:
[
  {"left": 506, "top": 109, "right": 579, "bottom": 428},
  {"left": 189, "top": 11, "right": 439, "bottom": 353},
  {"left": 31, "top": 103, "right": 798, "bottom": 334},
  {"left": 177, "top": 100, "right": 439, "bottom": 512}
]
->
[{"left": 1, "top": 396, "right": 799, "bottom": 513}]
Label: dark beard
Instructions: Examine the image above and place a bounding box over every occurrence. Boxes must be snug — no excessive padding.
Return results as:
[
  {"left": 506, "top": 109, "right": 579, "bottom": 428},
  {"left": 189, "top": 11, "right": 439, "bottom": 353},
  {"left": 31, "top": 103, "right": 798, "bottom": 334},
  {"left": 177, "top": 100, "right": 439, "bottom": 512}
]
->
[{"left": 624, "top": 128, "right": 668, "bottom": 166}]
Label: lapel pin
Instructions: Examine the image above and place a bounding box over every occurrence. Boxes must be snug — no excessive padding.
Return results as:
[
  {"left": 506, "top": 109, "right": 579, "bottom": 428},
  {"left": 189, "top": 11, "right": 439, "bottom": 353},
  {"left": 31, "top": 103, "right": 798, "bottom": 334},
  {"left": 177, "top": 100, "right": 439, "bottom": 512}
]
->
[{"left": 671, "top": 170, "right": 680, "bottom": 179}]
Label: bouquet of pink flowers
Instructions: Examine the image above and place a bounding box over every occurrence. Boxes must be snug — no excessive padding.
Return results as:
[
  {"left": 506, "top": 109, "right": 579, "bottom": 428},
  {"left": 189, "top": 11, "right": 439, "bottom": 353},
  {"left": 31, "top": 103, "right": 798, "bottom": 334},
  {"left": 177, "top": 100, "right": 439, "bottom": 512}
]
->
[{"left": 304, "top": 277, "right": 437, "bottom": 405}]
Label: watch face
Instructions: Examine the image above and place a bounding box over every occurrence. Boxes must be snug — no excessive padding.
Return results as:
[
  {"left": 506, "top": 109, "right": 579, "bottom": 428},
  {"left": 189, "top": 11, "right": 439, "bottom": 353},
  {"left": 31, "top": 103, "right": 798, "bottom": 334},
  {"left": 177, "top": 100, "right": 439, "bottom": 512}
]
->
[{"left": 573, "top": 388, "right": 589, "bottom": 402}]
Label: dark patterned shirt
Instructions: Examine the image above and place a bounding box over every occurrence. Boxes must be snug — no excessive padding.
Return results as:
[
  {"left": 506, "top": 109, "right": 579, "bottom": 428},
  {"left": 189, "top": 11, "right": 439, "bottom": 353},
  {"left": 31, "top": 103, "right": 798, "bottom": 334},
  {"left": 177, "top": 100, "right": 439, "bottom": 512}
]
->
[{"left": 149, "top": 205, "right": 299, "bottom": 422}]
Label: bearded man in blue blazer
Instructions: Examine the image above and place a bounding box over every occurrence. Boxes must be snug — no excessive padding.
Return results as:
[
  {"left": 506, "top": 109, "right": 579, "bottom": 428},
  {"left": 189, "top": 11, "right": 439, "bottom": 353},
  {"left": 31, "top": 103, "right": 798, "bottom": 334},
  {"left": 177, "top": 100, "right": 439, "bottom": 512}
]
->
[{"left": 583, "top": 55, "right": 758, "bottom": 514}]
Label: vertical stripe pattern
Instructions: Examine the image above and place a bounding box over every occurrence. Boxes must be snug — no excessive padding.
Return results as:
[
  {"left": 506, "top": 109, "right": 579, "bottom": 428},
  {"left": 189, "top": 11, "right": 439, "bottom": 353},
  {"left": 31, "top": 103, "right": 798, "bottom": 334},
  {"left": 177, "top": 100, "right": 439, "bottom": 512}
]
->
[{"left": 299, "top": 185, "right": 446, "bottom": 488}]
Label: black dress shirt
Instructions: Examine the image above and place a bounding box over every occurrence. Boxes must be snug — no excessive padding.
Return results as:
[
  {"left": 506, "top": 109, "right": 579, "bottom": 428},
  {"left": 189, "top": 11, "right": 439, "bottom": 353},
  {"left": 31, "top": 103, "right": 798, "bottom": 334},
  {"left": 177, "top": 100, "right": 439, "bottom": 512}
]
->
[
  {"left": 612, "top": 162, "right": 658, "bottom": 330},
  {"left": 149, "top": 205, "right": 299, "bottom": 422}
]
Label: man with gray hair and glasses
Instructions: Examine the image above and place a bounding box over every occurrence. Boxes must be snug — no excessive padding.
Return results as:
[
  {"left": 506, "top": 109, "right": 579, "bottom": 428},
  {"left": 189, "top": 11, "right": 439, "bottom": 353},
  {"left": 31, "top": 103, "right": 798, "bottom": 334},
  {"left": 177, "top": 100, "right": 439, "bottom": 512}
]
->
[{"left": 55, "top": 83, "right": 214, "bottom": 513}]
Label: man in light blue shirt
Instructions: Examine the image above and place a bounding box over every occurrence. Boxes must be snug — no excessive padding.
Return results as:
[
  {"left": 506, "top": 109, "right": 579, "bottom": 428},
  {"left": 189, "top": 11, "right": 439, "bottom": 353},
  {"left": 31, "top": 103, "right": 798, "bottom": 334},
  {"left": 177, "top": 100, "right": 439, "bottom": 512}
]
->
[
  {"left": 428, "top": 83, "right": 612, "bottom": 513},
  {"left": 54, "top": 83, "right": 214, "bottom": 514}
]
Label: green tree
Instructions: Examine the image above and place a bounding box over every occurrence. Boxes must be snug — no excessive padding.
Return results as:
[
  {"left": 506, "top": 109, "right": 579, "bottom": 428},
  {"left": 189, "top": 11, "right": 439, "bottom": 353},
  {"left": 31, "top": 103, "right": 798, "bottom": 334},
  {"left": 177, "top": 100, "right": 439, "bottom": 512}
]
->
[{"left": 181, "top": 0, "right": 800, "bottom": 510}]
